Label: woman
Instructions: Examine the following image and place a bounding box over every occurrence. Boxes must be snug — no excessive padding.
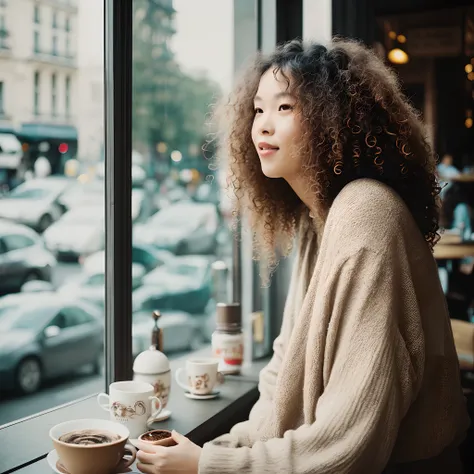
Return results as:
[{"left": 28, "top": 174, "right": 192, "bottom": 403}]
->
[{"left": 135, "top": 39, "right": 469, "bottom": 474}]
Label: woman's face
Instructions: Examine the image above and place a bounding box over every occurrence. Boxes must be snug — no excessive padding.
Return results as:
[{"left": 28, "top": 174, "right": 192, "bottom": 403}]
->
[{"left": 252, "top": 68, "right": 302, "bottom": 180}]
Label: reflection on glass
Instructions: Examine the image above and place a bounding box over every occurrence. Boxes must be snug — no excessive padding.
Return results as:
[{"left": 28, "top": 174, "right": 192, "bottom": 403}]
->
[
  {"left": 0, "top": 0, "right": 105, "bottom": 426},
  {"left": 131, "top": 0, "right": 234, "bottom": 362}
]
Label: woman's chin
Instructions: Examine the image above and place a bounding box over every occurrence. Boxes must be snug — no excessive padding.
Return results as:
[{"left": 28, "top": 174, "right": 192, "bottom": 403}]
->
[{"left": 261, "top": 164, "right": 283, "bottom": 179}]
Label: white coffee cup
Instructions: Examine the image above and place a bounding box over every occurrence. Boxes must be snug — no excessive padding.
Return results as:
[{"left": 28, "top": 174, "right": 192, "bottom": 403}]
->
[
  {"left": 175, "top": 358, "right": 224, "bottom": 395},
  {"left": 97, "top": 381, "right": 163, "bottom": 438}
]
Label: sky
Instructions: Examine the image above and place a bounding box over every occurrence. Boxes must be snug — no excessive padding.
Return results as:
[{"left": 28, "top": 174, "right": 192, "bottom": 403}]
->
[{"left": 171, "top": 0, "right": 234, "bottom": 93}]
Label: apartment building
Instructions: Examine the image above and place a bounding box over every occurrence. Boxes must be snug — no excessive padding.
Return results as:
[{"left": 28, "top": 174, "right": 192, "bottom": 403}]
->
[{"left": 0, "top": 0, "right": 78, "bottom": 174}]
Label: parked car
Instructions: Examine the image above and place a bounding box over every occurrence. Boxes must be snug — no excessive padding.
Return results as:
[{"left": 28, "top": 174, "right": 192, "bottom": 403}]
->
[
  {"left": 57, "top": 179, "right": 104, "bottom": 212},
  {"left": 43, "top": 205, "right": 104, "bottom": 259},
  {"left": 0, "top": 293, "right": 103, "bottom": 394},
  {"left": 58, "top": 260, "right": 145, "bottom": 307},
  {"left": 134, "top": 202, "right": 218, "bottom": 255},
  {"left": 132, "top": 310, "right": 200, "bottom": 356},
  {"left": 58, "top": 180, "right": 148, "bottom": 222},
  {"left": 132, "top": 255, "right": 212, "bottom": 314},
  {"left": 0, "top": 219, "right": 56, "bottom": 294},
  {"left": 81, "top": 243, "right": 173, "bottom": 274},
  {"left": 0, "top": 176, "right": 72, "bottom": 232}
]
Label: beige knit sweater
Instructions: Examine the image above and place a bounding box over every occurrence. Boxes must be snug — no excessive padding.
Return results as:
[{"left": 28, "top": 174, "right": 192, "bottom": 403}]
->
[{"left": 199, "top": 179, "right": 470, "bottom": 474}]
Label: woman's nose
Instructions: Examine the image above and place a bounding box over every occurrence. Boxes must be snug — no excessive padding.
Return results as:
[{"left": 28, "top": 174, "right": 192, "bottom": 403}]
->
[{"left": 260, "top": 114, "right": 275, "bottom": 135}]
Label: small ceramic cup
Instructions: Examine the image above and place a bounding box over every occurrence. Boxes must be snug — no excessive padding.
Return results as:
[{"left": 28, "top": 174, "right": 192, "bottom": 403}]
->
[
  {"left": 138, "top": 429, "right": 176, "bottom": 447},
  {"left": 97, "top": 381, "right": 163, "bottom": 438},
  {"left": 175, "top": 358, "right": 224, "bottom": 395}
]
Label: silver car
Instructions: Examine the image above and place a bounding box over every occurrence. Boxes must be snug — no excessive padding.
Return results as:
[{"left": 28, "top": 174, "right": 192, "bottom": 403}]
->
[
  {"left": 0, "top": 219, "right": 56, "bottom": 294},
  {"left": 0, "top": 293, "right": 103, "bottom": 394}
]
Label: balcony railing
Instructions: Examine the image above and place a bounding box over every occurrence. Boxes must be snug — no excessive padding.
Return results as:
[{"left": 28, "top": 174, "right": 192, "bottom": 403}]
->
[
  {"left": 41, "top": 0, "right": 78, "bottom": 13},
  {"left": 32, "top": 49, "right": 76, "bottom": 67}
]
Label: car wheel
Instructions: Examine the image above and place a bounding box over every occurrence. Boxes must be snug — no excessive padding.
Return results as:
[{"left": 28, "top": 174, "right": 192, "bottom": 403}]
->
[
  {"left": 91, "top": 353, "right": 103, "bottom": 375},
  {"left": 16, "top": 357, "right": 42, "bottom": 395},
  {"left": 38, "top": 214, "right": 53, "bottom": 233}
]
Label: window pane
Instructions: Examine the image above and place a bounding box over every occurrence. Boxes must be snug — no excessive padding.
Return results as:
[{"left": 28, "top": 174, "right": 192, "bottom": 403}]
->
[
  {"left": 131, "top": 0, "right": 234, "bottom": 363},
  {"left": 0, "top": 0, "right": 105, "bottom": 426}
]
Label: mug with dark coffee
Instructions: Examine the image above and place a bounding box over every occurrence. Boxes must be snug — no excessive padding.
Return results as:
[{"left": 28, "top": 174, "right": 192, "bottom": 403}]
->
[{"left": 49, "top": 418, "right": 136, "bottom": 474}]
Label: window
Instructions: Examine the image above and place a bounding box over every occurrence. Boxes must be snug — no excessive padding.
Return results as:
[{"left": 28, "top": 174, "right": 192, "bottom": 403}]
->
[
  {"left": 0, "top": 81, "right": 4, "bottom": 114},
  {"left": 34, "top": 30, "right": 40, "bottom": 53},
  {"left": 52, "top": 34, "right": 58, "bottom": 55},
  {"left": 34, "top": 71, "right": 40, "bottom": 115},
  {"left": 51, "top": 72, "right": 57, "bottom": 116},
  {"left": 34, "top": 4, "right": 40, "bottom": 24},
  {"left": 0, "top": 0, "right": 104, "bottom": 429},
  {"left": 65, "top": 75, "right": 70, "bottom": 116},
  {"left": 61, "top": 306, "right": 95, "bottom": 326},
  {"left": 3, "top": 234, "right": 36, "bottom": 251},
  {"left": 131, "top": 0, "right": 235, "bottom": 359}
]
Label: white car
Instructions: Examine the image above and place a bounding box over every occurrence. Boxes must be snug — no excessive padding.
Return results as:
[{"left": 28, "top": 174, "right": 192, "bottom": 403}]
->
[
  {"left": 43, "top": 205, "right": 104, "bottom": 259},
  {"left": 59, "top": 259, "right": 145, "bottom": 307},
  {"left": 0, "top": 177, "right": 71, "bottom": 232},
  {"left": 134, "top": 202, "right": 218, "bottom": 255}
]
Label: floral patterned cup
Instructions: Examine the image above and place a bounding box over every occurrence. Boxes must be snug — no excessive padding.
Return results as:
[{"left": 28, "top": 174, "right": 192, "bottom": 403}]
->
[
  {"left": 97, "top": 381, "right": 162, "bottom": 438},
  {"left": 175, "top": 358, "right": 224, "bottom": 395}
]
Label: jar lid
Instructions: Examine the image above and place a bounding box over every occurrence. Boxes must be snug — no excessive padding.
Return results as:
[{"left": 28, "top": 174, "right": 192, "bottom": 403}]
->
[
  {"left": 133, "top": 346, "right": 170, "bottom": 375},
  {"left": 216, "top": 303, "right": 241, "bottom": 328}
]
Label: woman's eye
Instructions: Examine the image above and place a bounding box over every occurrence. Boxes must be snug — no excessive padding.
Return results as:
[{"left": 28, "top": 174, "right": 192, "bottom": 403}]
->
[
  {"left": 279, "top": 104, "right": 293, "bottom": 111},
  {"left": 254, "top": 107, "right": 263, "bottom": 114}
]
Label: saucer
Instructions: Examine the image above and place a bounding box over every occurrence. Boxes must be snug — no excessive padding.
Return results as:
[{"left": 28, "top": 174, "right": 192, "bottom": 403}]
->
[
  {"left": 47, "top": 450, "right": 133, "bottom": 474},
  {"left": 153, "top": 408, "right": 172, "bottom": 422},
  {"left": 184, "top": 390, "right": 220, "bottom": 400}
]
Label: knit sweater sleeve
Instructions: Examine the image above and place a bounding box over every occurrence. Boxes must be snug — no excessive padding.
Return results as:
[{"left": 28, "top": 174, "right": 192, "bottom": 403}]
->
[
  {"left": 198, "top": 246, "right": 424, "bottom": 474},
  {"left": 206, "top": 332, "right": 285, "bottom": 449}
]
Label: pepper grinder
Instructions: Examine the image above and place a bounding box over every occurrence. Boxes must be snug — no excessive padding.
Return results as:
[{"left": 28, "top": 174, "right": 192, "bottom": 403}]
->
[{"left": 133, "top": 311, "right": 171, "bottom": 416}]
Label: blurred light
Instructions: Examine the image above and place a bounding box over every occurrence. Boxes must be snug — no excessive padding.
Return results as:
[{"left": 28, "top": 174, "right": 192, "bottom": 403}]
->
[
  {"left": 64, "top": 159, "right": 79, "bottom": 177},
  {"left": 58, "top": 143, "right": 69, "bottom": 154},
  {"left": 388, "top": 31, "right": 397, "bottom": 40},
  {"left": 157, "top": 142, "right": 167, "bottom": 154},
  {"left": 397, "top": 34, "right": 407, "bottom": 43},
  {"left": 466, "top": 118, "right": 473, "bottom": 129},
  {"left": 77, "top": 173, "right": 90, "bottom": 183},
  {"left": 388, "top": 48, "right": 409, "bottom": 65},
  {"left": 468, "top": 72, "right": 474, "bottom": 81},
  {"left": 180, "top": 169, "right": 193, "bottom": 183},
  {"left": 171, "top": 150, "right": 182, "bottom": 162},
  {"left": 21, "top": 143, "right": 29, "bottom": 152},
  {"left": 188, "top": 143, "right": 199, "bottom": 157},
  {"left": 466, "top": 64, "right": 474, "bottom": 74}
]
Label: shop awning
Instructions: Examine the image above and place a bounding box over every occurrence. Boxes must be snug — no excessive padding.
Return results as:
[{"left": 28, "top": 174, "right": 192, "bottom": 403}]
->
[{"left": 17, "top": 123, "right": 78, "bottom": 141}]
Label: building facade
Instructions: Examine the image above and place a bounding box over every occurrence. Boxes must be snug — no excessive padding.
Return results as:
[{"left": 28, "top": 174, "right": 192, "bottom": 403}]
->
[{"left": 0, "top": 0, "right": 78, "bottom": 174}]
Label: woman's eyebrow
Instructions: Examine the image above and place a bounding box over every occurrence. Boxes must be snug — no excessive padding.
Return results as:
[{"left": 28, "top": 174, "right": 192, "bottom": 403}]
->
[{"left": 254, "top": 92, "right": 295, "bottom": 102}]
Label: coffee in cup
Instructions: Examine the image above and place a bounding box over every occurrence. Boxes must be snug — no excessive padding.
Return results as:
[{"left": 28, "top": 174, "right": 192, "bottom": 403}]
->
[
  {"left": 50, "top": 418, "right": 136, "bottom": 474},
  {"left": 58, "top": 429, "right": 120, "bottom": 445},
  {"left": 175, "top": 358, "right": 224, "bottom": 395}
]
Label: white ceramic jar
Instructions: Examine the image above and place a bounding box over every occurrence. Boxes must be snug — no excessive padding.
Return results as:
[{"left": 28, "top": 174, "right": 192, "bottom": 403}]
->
[{"left": 133, "top": 347, "right": 171, "bottom": 409}]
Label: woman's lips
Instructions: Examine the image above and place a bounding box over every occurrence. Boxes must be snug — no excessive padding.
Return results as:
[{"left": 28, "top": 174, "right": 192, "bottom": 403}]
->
[{"left": 259, "top": 148, "right": 279, "bottom": 158}]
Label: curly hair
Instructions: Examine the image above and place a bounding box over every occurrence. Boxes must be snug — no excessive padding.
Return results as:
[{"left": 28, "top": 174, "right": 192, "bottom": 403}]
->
[{"left": 211, "top": 38, "right": 440, "bottom": 275}]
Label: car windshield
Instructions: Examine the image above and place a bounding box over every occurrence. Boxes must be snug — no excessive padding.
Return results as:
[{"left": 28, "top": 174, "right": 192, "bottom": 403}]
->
[
  {"left": 0, "top": 304, "right": 55, "bottom": 332},
  {"left": 8, "top": 187, "right": 51, "bottom": 199}
]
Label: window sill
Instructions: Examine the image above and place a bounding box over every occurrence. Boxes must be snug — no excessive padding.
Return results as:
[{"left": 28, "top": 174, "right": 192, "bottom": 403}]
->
[{"left": 0, "top": 347, "right": 269, "bottom": 473}]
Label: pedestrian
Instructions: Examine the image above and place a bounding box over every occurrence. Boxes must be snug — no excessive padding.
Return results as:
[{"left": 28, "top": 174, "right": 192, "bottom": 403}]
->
[{"left": 134, "top": 38, "right": 469, "bottom": 474}]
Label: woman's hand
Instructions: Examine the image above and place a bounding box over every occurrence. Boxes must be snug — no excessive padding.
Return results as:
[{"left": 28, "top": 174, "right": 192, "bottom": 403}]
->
[{"left": 135, "top": 431, "right": 202, "bottom": 474}]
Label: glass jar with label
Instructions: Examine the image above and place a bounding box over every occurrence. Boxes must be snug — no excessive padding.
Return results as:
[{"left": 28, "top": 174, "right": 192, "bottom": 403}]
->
[{"left": 212, "top": 303, "right": 244, "bottom": 375}]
